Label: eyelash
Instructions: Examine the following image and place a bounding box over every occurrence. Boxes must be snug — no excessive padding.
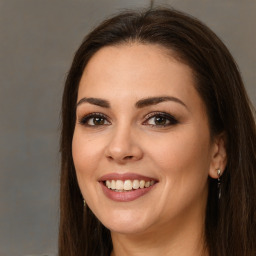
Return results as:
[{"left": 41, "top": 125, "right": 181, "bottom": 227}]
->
[
  {"left": 143, "top": 112, "right": 178, "bottom": 127},
  {"left": 78, "top": 112, "right": 178, "bottom": 128},
  {"left": 78, "top": 112, "right": 110, "bottom": 127}
]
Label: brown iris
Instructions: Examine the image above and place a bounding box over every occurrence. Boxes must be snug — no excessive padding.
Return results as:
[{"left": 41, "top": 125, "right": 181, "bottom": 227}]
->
[
  {"left": 93, "top": 117, "right": 105, "bottom": 125},
  {"left": 154, "top": 116, "right": 168, "bottom": 125}
]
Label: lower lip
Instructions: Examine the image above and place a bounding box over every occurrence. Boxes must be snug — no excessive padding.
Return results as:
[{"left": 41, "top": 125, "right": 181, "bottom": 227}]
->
[{"left": 100, "top": 182, "right": 156, "bottom": 202}]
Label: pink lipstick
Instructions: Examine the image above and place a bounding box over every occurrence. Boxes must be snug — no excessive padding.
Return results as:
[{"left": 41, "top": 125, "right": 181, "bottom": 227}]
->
[{"left": 98, "top": 172, "right": 158, "bottom": 202}]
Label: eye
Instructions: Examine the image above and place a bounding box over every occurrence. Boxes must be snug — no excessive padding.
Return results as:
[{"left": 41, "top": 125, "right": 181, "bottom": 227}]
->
[
  {"left": 79, "top": 113, "right": 110, "bottom": 127},
  {"left": 144, "top": 112, "right": 178, "bottom": 127}
]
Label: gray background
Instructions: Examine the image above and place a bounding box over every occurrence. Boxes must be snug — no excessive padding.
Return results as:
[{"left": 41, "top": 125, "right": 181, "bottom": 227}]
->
[{"left": 0, "top": 0, "right": 255, "bottom": 255}]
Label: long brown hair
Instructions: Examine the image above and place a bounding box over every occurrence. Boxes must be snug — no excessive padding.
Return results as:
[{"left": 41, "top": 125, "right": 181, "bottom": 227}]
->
[{"left": 59, "top": 8, "right": 256, "bottom": 256}]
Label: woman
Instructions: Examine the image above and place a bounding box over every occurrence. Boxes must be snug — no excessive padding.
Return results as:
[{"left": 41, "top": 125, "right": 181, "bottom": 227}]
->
[{"left": 59, "top": 8, "right": 256, "bottom": 256}]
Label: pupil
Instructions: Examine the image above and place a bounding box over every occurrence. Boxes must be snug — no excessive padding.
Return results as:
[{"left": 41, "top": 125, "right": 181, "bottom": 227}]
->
[
  {"left": 155, "top": 116, "right": 166, "bottom": 125},
  {"left": 94, "top": 117, "right": 104, "bottom": 125}
]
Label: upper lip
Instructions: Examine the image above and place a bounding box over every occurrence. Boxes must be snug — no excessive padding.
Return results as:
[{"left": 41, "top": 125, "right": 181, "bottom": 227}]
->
[{"left": 98, "top": 172, "right": 158, "bottom": 182}]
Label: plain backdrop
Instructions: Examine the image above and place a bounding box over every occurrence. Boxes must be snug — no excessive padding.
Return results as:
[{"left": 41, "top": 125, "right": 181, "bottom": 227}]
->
[{"left": 0, "top": 0, "right": 255, "bottom": 255}]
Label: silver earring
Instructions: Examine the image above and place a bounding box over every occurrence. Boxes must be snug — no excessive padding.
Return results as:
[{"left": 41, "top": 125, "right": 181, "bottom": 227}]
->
[{"left": 217, "top": 169, "right": 221, "bottom": 199}]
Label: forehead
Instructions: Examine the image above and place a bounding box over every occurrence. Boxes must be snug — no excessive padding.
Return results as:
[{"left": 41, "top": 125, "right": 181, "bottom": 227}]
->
[
  {"left": 78, "top": 43, "right": 197, "bottom": 101},
  {"left": 77, "top": 43, "right": 209, "bottom": 128}
]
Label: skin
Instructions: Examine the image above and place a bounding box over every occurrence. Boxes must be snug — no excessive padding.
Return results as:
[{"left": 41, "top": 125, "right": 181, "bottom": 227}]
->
[{"left": 72, "top": 43, "right": 227, "bottom": 256}]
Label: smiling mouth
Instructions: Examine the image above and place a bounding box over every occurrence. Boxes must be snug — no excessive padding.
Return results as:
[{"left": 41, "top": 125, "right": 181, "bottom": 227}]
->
[
  {"left": 104, "top": 179, "right": 156, "bottom": 192},
  {"left": 99, "top": 173, "right": 158, "bottom": 201}
]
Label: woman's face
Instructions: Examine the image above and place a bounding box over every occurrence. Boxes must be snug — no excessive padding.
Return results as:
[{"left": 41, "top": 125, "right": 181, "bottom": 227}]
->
[{"left": 72, "top": 44, "right": 220, "bottom": 234}]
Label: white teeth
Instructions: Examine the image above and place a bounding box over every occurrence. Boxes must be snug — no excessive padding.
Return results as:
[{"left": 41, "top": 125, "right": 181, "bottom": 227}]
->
[
  {"left": 105, "top": 179, "right": 156, "bottom": 191},
  {"left": 145, "top": 181, "right": 150, "bottom": 188},
  {"left": 115, "top": 180, "right": 124, "bottom": 190},
  {"left": 111, "top": 180, "right": 116, "bottom": 190},
  {"left": 124, "top": 180, "right": 133, "bottom": 190},
  {"left": 132, "top": 180, "right": 140, "bottom": 189},
  {"left": 139, "top": 180, "right": 145, "bottom": 188},
  {"left": 106, "top": 180, "right": 111, "bottom": 189}
]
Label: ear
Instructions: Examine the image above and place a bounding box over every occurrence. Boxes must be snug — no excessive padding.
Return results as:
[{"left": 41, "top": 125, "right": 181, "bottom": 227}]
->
[{"left": 208, "top": 132, "right": 227, "bottom": 179}]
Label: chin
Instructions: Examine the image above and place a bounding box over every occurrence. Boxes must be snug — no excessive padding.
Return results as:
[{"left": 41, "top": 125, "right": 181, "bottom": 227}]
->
[
  {"left": 97, "top": 210, "right": 154, "bottom": 234},
  {"left": 106, "top": 221, "right": 151, "bottom": 235}
]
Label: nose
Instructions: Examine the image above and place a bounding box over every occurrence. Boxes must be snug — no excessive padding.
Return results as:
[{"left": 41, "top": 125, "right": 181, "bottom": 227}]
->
[{"left": 105, "top": 125, "right": 143, "bottom": 164}]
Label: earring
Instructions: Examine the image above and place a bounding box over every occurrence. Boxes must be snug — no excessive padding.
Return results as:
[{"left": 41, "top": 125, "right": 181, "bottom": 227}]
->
[
  {"left": 83, "top": 199, "right": 86, "bottom": 207},
  {"left": 217, "top": 169, "right": 221, "bottom": 199}
]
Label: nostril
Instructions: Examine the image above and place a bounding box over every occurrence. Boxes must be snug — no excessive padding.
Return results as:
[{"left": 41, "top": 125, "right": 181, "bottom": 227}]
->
[{"left": 124, "top": 156, "right": 133, "bottom": 160}]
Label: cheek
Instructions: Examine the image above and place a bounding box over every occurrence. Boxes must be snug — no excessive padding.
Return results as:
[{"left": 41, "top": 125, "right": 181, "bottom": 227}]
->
[
  {"left": 72, "top": 129, "right": 104, "bottom": 171},
  {"left": 148, "top": 127, "right": 211, "bottom": 189},
  {"left": 146, "top": 129, "right": 211, "bottom": 220},
  {"left": 72, "top": 129, "right": 108, "bottom": 210},
  {"left": 72, "top": 129, "right": 103, "bottom": 194}
]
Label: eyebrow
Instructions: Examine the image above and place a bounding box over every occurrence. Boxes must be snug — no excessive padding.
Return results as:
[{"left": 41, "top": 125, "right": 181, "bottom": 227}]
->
[
  {"left": 76, "top": 96, "right": 187, "bottom": 109},
  {"left": 76, "top": 97, "right": 110, "bottom": 108},
  {"left": 135, "top": 96, "right": 187, "bottom": 109}
]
